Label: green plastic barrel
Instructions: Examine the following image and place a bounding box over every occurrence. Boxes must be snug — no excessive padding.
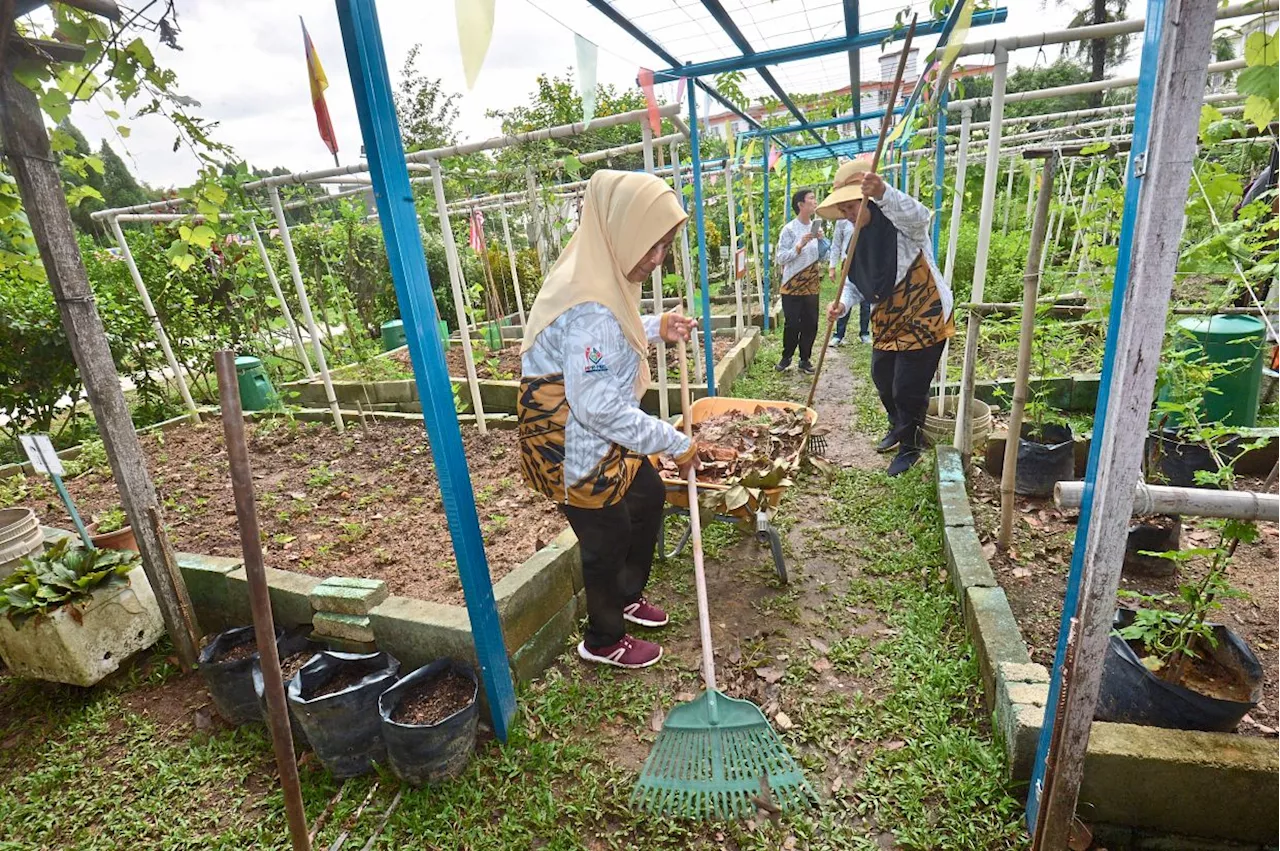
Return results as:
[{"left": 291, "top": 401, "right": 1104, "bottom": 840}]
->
[
  {"left": 481, "top": 322, "right": 503, "bottom": 350},
  {"left": 235, "top": 356, "right": 278, "bottom": 412},
  {"left": 1162, "top": 315, "right": 1266, "bottom": 427},
  {"left": 438, "top": 319, "right": 451, "bottom": 350},
  {"left": 381, "top": 319, "right": 407, "bottom": 351}
]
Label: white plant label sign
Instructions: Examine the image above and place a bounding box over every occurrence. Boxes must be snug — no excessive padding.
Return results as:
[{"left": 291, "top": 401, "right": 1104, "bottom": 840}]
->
[{"left": 19, "top": 433, "right": 63, "bottom": 477}]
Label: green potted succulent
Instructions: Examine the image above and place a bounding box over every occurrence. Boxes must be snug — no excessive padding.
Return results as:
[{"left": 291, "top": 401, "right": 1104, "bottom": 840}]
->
[
  {"left": 0, "top": 537, "right": 164, "bottom": 686},
  {"left": 88, "top": 506, "right": 137, "bottom": 551}
]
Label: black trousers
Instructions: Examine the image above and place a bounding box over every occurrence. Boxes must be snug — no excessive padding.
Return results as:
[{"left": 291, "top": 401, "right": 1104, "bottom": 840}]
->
[
  {"left": 835, "top": 300, "right": 871, "bottom": 339},
  {"left": 870, "top": 341, "right": 946, "bottom": 453},
  {"left": 781, "top": 294, "right": 819, "bottom": 363},
  {"left": 560, "top": 458, "right": 665, "bottom": 649}
]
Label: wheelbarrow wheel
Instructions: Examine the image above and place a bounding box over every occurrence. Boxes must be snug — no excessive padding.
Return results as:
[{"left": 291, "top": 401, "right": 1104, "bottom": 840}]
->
[
  {"left": 661, "top": 507, "right": 692, "bottom": 561},
  {"left": 755, "top": 511, "right": 787, "bottom": 585}
]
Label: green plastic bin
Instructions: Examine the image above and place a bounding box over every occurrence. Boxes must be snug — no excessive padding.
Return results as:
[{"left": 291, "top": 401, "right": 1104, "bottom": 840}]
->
[
  {"left": 438, "top": 319, "right": 451, "bottom": 349},
  {"left": 381, "top": 319, "right": 407, "bottom": 351},
  {"left": 1161, "top": 315, "right": 1266, "bottom": 428},
  {"left": 480, "top": 322, "right": 504, "bottom": 350},
  {"left": 235, "top": 356, "right": 278, "bottom": 412}
]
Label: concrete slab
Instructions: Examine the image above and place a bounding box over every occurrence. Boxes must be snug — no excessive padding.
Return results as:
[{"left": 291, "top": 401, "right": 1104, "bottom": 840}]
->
[
  {"left": 493, "top": 538, "right": 575, "bottom": 650},
  {"left": 963, "top": 585, "right": 1033, "bottom": 708},
  {"left": 510, "top": 594, "right": 577, "bottom": 683},
  {"left": 310, "top": 576, "right": 389, "bottom": 616}
]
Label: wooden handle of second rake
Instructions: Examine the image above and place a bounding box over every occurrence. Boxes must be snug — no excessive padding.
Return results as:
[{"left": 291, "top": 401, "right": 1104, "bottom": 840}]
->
[
  {"left": 677, "top": 333, "right": 717, "bottom": 693},
  {"left": 805, "top": 14, "right": 917, "bottom": 410}
]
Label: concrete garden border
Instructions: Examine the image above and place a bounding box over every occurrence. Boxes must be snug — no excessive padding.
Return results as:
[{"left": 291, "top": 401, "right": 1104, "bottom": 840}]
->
[
  {"left": 934, "top": 445, "right": 1279, "bottom": 845},
  {"left": 283, "top": 326, "right": 764, "bottom": 417}
]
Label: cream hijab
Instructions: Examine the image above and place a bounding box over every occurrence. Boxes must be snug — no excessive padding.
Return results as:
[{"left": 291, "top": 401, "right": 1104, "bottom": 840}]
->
[{"left": 521, "top": 169, "right": 689, "bottom": 399}]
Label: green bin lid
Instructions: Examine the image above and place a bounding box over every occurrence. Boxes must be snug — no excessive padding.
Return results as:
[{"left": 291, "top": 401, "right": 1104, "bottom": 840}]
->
[
  {"left": 382, "top": 319, "right": 404, "bottom": 331},
  {"left": 234, "top": 355, "right": 263, "bottom": 371},
  {"left": 1175, "top": 314, "right": 1266, "bottom": 340}
]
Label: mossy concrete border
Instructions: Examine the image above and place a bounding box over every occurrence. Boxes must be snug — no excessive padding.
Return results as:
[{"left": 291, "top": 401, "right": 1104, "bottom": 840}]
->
[
  {"left": 934, "top": 445, "right": 1279, "bottom": 844},
  {"left": 283, "top": 327, "right": 764, "bottom": 417}
]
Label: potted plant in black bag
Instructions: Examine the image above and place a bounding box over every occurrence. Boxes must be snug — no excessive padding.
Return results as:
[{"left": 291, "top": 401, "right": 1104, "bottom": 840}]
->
[{"left": 1010, "top": 309, "right": 1077, "bottom": 497}]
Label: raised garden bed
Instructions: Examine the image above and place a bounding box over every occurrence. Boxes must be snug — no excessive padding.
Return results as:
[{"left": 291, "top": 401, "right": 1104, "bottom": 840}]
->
[{"left": 5, "top": 419, "right": 563, "bottom": 606}]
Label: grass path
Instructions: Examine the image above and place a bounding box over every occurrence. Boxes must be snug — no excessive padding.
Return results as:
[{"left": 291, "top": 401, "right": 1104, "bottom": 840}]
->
[{"left": 0, "top": 314, "right": 1030, "bottom": 849}]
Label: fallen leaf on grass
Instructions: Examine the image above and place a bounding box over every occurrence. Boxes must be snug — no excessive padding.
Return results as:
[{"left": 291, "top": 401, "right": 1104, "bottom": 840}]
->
[
  {"left": 675, "top": 691, "right": 696, "bottom": 702},
  {"left": 812, "top": 658, "right": 832, "bottom": 673},
  {"left": 774, "top": 712, "right": 794, "bottom": 730},
  {"left": 289, "top": 492, "right": 306, "bottom": 501},
  {"left": 782, "top": 836, "right": 797, "bottom": 850},
  {"left": 194, "top": 707, "right": 214, "bottom": 732},
  {"left": 809, "top": 637, "right": 830, "bottom": 655},
  {"left": 728, "top": 647, "right": 742, "bottom": 664},
  {"left": 831, "top": 775, "right": 844, "bottom": 793},
  {"left": 755, "top": 667, "right": 785, "bottom": 684},
  {"left": 649, "top": 704, "right": 664, "bottom": 733},
  {"left": 981, "top": 542, "right": 996, "bottom": 559},
  {"left": 1012, "top": 567, "right": 1032, "bottom": 579},
  {"left": 1, "top": 733, "right": 20, "bottom": 750},
  {"left": 881, "top": 739, "right": 905, "bottom": 751}
]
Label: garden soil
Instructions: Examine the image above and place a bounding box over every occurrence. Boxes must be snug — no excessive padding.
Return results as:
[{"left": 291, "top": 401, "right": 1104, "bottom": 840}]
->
[
  {"left": 969, "top": 468, "right": 1279, "bottom": 737},
  {"left": 10, "top": 420, "right": 564, "bottom": 605},
  {"left": 390, "top": 669, "right": 473, "bottom": 726}
]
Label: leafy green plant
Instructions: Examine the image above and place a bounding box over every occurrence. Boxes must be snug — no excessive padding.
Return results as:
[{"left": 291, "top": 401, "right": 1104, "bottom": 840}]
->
[
  {"left": 0, "top": 537, "right": 138, "bottom": 627},
  {"left": 93, "top": 507, "right": 127, "bottom": 535}
]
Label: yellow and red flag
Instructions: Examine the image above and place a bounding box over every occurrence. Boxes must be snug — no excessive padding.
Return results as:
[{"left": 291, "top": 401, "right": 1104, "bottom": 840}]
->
[{"left": 302, "top": 19, "right": 339, "bottom": 163}]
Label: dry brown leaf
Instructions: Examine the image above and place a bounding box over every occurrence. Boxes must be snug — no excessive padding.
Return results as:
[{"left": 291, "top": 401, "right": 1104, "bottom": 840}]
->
[
  {"left": 1012, "top": 567, "right": 1031, "bottom": 579},
  {"left": 675, "top": 691, "right": 696, "bottom": 703},
  {"left": 831, "top": 775, "right": 844, "bottom": 793},
  {"left": 809, "top": 637, "right": 830, "bottom": 655},
  {"left": 774, "top": 712, "right": 794, "bottom": 731},
  {"left": 649, "top": 704, "right": 665, "bottom": 733},
  {"left": 755, "top": 666, "right": 785, "bottom": 684},
  {"left": 782, "top": 836, "right": 797, "bottom": 850},
  {"left": 882, "top": 739, "right": 905, "bottom": 751},
  {"left": 812, "top": 658, "right": 832, "bottom": 673},
  {"left": 981, "top": 542, "right": 997, "bottom": 560}
]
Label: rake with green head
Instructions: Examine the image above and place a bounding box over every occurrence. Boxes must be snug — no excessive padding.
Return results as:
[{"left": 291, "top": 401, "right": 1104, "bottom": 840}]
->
[{"left": 632, "top": 337, "right": 815, "bottom": 820}]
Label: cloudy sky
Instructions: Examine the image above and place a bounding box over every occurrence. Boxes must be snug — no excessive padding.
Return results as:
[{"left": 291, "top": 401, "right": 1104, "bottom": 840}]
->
[{"left": 70, "top": 1, "right": 1125, "bottom": 189}]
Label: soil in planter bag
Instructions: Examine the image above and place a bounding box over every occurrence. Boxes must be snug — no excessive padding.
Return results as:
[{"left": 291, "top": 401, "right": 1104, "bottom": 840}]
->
[
  {"left": 1146, "top": 429, "right": 1239, "bottom": 489},
  {"left": 287, "top": 650, "right": 400, "bottom": 778},
  {"left": 251, "top": 629, "right": 326, "bottom": 748},
  {"left": 1097, "top": 609, "right": 1263, "bottom": 732},
  {"left": 199, "top": 625, "right": 283, "bottom": 726},
  {"left": 1015, "top": 423, "right": 1075, "bottom": 497},
  {"left": 378, "top": 660, "right": 479, "bottom": 786}
]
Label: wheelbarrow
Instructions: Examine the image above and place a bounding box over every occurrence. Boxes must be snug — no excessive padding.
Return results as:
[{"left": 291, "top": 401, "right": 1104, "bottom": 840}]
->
[{"left": 653, "top": 396, "right": 817, "bottom": 585}]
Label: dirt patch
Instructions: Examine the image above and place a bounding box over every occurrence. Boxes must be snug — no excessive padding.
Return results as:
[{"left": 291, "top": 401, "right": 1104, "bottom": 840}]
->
[
  {"left": 10, "top": 420, "right": 564, "bottom": 605},
  {"left": 305, "top": 664, "right": 377, "bottom": 699},
  {"left": 217, "top": 641, "right": 259, "bottom": 664},
  {"left": 280, "top": 651, "right": 314, "bottom": 681},
  {"left": 390, "top": 669, "right": 474, "bottom": 725},
  {"left": 968, "top": 467, "right": 1279, "bottom": 736}
]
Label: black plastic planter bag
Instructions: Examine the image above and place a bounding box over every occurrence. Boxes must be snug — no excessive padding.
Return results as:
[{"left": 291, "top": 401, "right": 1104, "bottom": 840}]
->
[
  {"left": 1146, "top": 429, "right": 1238, "bottom": 488},
  {"left": 287, "top": 650, "right": 400, "bottom": 778},
  {"left": 251, "top": 630, "right": 325, "bottom": 748},
  {"left": 379, "top": 661, "right": 479, "bottom": 786},
  {"left": 1097, "top": 609, "right": 1263, "bottom": 732},
  {"left": 1123, "top": 515, "right": 1181, "bottom": 576},
  {"left": 199, "top": 625, "right": 283, "bottom": 726},
  {"left": 1014, "top": 423, "right": 1075, "bottom": 497}
]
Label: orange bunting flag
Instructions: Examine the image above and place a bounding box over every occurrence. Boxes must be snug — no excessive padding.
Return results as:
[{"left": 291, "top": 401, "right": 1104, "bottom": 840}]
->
[
  {"left": 637, "top": 67, "right": 662, "bottom": 134},
  {"left": 301, "top": 19, "right": 338, "bottom": 162}
]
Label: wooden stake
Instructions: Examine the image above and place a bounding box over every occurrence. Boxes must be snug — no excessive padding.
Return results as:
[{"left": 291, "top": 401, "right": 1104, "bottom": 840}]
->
[
  {"left": 807, "top": 16, "right": 917, "bottom": 410},
  {"left": 0, "top": 61, "right": 200, "bottom": 669},
  {"left": 998, "top": 150, "right": 1059, "bottom": 548}
]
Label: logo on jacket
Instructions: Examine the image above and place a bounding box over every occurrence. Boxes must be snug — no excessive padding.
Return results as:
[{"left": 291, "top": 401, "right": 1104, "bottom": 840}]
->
[{"left": 584, "top": 346, "right": 608, "bottom": 374}]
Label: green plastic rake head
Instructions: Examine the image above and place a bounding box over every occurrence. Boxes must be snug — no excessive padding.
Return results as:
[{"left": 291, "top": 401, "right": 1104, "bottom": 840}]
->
[{"left": 631, "top": 689, "right": 815, "bottom": 820}]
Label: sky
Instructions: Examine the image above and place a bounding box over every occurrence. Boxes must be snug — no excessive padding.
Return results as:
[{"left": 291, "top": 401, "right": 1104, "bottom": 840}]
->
[{"left": 68, "top": 0, "right": 1126, "bottom": 190}]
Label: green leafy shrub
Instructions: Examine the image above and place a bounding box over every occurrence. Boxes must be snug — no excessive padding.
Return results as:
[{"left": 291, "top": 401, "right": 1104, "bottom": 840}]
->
[
  {"left": 942, "top": 221, "right": 1029, "bottom": 304},
  {"left": 93, "top": 507, "right": 128, "bottom": 534},
  {"left": 0, "top": 538, "right": 138, "bottom": 627}
]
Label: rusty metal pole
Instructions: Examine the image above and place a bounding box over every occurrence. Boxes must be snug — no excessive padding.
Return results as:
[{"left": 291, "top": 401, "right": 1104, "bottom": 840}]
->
[{"left": 214, "top": 350, "right": 311, "bottom": 851}]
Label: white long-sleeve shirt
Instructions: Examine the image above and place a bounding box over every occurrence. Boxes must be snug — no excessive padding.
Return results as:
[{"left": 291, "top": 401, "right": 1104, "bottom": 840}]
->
[
  {"left": 520, "top": 303, "right": 690, "bottom": 503},
  {"left": 827, "top": 218, "right": 862, "bottom": 305},
  {"left": 837, "top": 185, "right": 952, "bottom": 319},
  {"left": 774, "top": 216, "right": 822, "bottom": 287}
]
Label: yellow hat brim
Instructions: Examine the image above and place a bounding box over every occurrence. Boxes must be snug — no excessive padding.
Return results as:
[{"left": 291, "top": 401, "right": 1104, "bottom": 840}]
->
[{"left": 816, "top": 183, "right": 864, "bottom": 220}]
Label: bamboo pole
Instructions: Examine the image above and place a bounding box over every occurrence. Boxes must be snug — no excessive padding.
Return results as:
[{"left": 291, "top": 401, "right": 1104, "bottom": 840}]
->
[
  {"left": 428, "top": 159, "right": 487, "bottom": 433},
  {"left": 641, "top": 121, "right": 670, "bottom": 419},
  {"left": 250, "top": 220, "right": 313, "bottom": 378},
  {"left": 107, "top": 217, "right": 201, "bottom": 422},
  {"left": 267, "top": 187, "right": 344, "bottom": 433},
  {"left": 999, "top": 150, "right": 1059, "bottom": 548},
  {"left": 1054, "top": 480, "right": 1280, "bottom": 521}
]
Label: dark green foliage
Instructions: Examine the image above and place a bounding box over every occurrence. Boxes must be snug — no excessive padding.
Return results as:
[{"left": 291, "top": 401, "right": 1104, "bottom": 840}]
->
[{"left": 0, "top": 537, "right": 138, "bottom": 627}]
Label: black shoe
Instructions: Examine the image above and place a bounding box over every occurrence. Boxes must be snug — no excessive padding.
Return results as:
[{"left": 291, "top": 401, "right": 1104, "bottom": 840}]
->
[
  {"left": 798, "top": 361, "right": 816, "bottom": 375},
  {"left": 875, "top": 432, "right": 899, "bottom": 454},
  {"left": 775, "top": 359, "right": 792, "bottom": 372},
  {"left": 887, "top": 448, "right": 922, "bottom": 477}
]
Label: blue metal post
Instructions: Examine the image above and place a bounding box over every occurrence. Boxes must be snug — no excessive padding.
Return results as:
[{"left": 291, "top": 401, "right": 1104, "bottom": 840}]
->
[
  {"left": 688, "top": 91, "right": 717, "bottom": 393},
  {"left": 1026, "top": 0, "right": 1168, "bottom": 830},
  {"left": 762, "top": 137, "right": 772, "bottom": 333},
  {"left": 334, "top": 0, "right": 516, "bottom": 741},
  {"left": 931, "top": 87, "right": 949, "bottom": 257},
  {"left": 784, "top": 154, "right": 792, "bottom": 210}
]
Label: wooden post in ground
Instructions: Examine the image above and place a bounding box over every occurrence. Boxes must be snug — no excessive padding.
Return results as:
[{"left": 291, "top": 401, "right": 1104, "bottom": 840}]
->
[
  {"left": 999, "top": 150, "right": 1058, "bottom": 548},
  {"left": 0, "top": 62, "right": 201, "bottom": 669},
  {"left": 1029, "top": 1, "right": 1218, "bottom": 846}
]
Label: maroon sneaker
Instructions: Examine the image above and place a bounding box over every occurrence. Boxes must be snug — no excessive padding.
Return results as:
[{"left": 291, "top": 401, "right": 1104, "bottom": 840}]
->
[
  {"left": 623, "top": 597, "right": 669, "bottom": 628},
  {"left": 577, "top": 635, "right": 663, "bottom": 668}
]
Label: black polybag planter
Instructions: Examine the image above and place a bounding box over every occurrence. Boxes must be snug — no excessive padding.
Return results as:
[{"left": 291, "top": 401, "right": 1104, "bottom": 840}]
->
[
  {"left": 379, "top": 661, "right": 479, "bottom": 786},
  {"left": 287, "top": 651, "right": 400, "bottom": 778},
  {"left": 1123, "top": 514, "right": 1182, "bottom": 577},
  {"left": 1145, "top": 428, "right": 1240, "bottom": 488},
  {"left": 251, "top": 630, "right": 326, "bottom": 748},
  {"left": 198, "top": 625, "right": 283, "bottom": 725},
  {"left": 1015, "top": 423, "right": 1075, "bottom": 497},
  {"left": 1096, "top": 609, "right": 1263, "bottom": 732}
]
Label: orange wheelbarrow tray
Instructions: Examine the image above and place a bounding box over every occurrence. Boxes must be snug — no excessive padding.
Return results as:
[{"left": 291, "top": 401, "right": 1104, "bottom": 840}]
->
[{"left": 651, "top": 396, "right": 819, "bottom": 585}]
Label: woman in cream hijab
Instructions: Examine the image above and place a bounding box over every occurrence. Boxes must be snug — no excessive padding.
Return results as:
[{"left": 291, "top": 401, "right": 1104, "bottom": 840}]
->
[{"left": 518, "top": 170, "right": 707, "bottom": 669}]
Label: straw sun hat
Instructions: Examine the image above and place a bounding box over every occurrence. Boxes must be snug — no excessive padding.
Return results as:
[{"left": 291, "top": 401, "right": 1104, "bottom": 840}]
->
[{"left": 816, "top": 157, "right": 874, "bottom": 220}]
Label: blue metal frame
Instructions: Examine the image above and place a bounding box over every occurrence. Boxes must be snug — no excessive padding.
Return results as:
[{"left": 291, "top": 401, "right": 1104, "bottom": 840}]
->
[
  {"left": 688, "top": 93, "right": 718, "bottom": 391},
  {"left": 783, "top": 134, "right": 880, "bottom": 161},
  {"left": 762, "top": 138, "right": 772, "bottom": 333},
  {"left": 931, "top": 87, "right": 949, "bottom": 256},
  {"left": 1025, "top": 0, "right": 1168, "bottom": 831},
  {"left": 335, "top": 0, "right": 516, "bottom": 742},
  {"left": 649, "top": 8, "right": 1007, "bottom": 83},
  {"left": 740, "top": 105, "right": 905, "bottom": 140}
]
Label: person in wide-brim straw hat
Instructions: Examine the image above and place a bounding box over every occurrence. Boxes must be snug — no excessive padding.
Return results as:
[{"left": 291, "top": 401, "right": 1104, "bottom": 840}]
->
[
  {"left": 518, "top": 169, "right": 725, "bottom": 671},
  {"left": 820, "top": 157, "right": 956, "bottom": 476}
]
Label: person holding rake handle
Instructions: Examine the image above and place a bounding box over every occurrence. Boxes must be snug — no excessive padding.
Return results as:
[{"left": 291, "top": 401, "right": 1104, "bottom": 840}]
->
[
  {"left": 517, "top": 169, "right": 719, "bottom": 670},
  {"left": 820, "top": 159, "right": 955, "bottom": 477}
]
